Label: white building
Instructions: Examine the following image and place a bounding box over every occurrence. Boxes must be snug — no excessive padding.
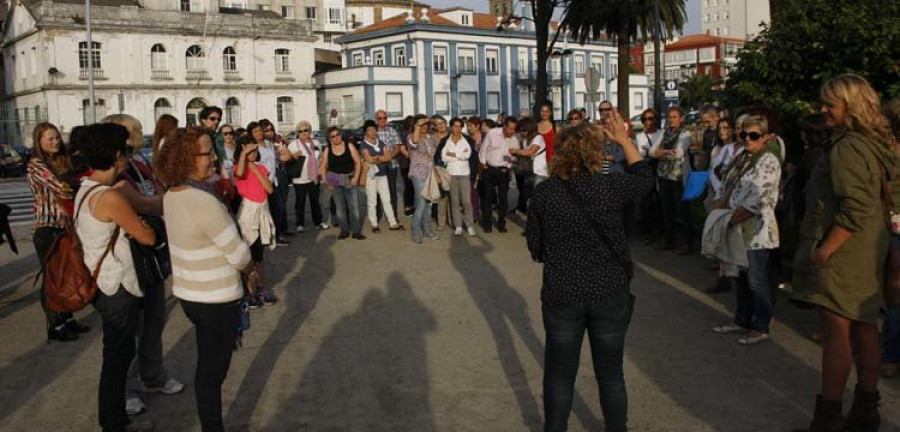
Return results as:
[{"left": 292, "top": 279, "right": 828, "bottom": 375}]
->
[
  {"left": 1, "top": 0, "right": 323, "bottom": 144},
  {"left": 701, "top": 0, "right": 770, "bottom": 40},
  {"left": 345, "top": 0, "right": 428, "bottom": 30},
  {"left": 316, "top": 5, "right": 651, "bottom": 128}
]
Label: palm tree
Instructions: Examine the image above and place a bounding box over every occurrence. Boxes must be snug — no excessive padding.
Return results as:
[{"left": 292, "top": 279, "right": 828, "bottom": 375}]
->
[{"left": 561, "top": 0, "right": 687, "bottom": 117}]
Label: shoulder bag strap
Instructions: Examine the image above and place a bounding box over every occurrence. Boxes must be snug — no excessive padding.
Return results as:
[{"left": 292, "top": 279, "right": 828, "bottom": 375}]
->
[
  {"left": 91, "top": 226, "right": 120, "bottom": 280},
  {"left": 561, "top": 179, "right": 632, "bottom": 273}
]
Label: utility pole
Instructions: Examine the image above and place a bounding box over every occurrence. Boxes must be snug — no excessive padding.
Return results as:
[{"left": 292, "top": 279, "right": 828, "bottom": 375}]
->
[
  {"left": 653, "top": 0, "right": 662, "bottom": 128},
  {"left": 86, "top": 0, "right": 96, "bottom": 123}
]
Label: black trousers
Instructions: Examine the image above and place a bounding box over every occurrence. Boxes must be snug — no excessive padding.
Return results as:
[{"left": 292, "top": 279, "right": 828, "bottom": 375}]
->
[
  {"left": 94, "top": 288, "right": 141, "bottom": 431},
  {"left": 480, "top": 167, "right": 510, "bottom": 230},
  {"left": 33, "top": 227, "right": 73, "bottom": 329},
  {"left": 401, "top": 164, "right": 414, "bottom": 212},
  {"left": 659, "top": 178, "right": 693, "bottom": 248},
  {"left": 181, "top": 299, "right": 239, "bottom": 432},
  {"left": 514, "top": 171, "right": 529, "bottom": 213},
  {"left": 269, "top": 169, "right": 289, "bottom": 236},
  {"left": 293, "top": 182, "right": 323, "bottom": 228}
]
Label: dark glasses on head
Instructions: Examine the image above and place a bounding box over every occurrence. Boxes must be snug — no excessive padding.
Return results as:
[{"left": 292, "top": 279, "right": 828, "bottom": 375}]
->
[
  {"left": 739, "top": 131, "right": 764, "bottom": 141},
  {"left": 299, "top": 129, "right": 310, "bottom": 133}
]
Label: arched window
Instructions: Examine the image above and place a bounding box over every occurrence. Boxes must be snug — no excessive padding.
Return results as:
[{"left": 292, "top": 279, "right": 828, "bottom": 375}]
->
[
  {"left": 186, "top": 97, "right": 208, "bottom": 126},
  {"left": 154, "top": 98, "right": 172, "bottom": 120},
  {"left": 225, "top": 97, "right": 241, "bottom": 126},
  {"left": 222, "top": 47, "right": 237, "bottom": 71},
  {"left": 151, "top": 44, "right": 167, "bottom": 71},
  {"left": 78, "top": 41, "right": 102, "bottom": 70},
  {"left": 276, "top": 96, "right": 293, "bottom": 125},
  {"left": 185, "top": 45, "right": 206, "bottom": 71}
]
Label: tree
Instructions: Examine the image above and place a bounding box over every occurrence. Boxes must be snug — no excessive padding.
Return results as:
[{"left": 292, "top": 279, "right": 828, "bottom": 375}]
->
[
  {"left": 725, "top": 0, "right": 900, "bottom": 158},
  {"left": 561, "top": 0, "right": 687, "bottom": 117},
  {"left": 527, "top": 0, "right": 568, "bottom": 115},
  {"left": 679, "top": 73, "right": 721, "bottom": 110}
]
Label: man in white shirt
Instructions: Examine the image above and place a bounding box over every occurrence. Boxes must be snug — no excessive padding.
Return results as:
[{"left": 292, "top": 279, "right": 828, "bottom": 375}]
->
[{"left": 478, "top": 117, "right": 520, "bottom": 233}]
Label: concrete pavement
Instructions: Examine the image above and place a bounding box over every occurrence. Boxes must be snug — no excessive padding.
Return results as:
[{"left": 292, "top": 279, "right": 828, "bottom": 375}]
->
[{"left": 1, "top": 213, "right": 900, "bottom": 431}]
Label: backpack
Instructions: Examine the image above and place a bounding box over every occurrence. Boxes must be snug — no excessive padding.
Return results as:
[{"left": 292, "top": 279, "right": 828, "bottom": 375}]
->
[{"left": 36, "top": 184, "right": 120, "bottom": 312}]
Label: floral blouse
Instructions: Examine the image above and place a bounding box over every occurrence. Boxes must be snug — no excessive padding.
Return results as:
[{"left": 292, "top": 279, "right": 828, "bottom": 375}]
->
[
  {"left": 727, "top": 151, "right": 781, "bottom": 250},
  {"left": 407, "top": 133, "right": 437, "bottom": 181}
]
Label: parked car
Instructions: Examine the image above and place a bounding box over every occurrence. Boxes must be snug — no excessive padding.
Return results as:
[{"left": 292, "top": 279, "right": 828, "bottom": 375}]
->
[
  {"left": 0, "top": 144, "right": 25, "bottom": 177},
  {"left": 684, "top": 110, "right": 701, "bottom": 126},
  {"left": 630, "top": 114, "right": 645, "bottom": 133}
]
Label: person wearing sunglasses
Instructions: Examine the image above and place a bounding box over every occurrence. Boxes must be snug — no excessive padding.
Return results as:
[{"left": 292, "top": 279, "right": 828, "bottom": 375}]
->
[
  {"left": 199, "top": 106, "right": 224, "bottom": 161},
  {"left": 712, "top": 114, "right": 782, "bottom": 348},
  {"left": 288, "top": 121, "right": 329, "bottom": 233},
  {"left": 566, "top": 108, "right": 583, "bottom": 127},
  {"left": 375, "top": 109, "right": 403, "bottom": 221},
  {"left": 407, "top": 114, "right": 439, "bottom": 243},
  {"left": 634, "top": 108, "right": 663, "bottom": 245},
  {"left": 319, "top": 126, "right": 365, "bottom": 240}
]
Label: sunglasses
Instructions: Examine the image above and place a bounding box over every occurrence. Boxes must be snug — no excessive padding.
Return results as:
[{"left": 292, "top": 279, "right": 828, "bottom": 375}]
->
[
  {"left": 641, "top": 117, "right": 655, "bottom": 122},
  {"left": 329, "top": 134, "right": 341, "bottom": 139},
  {"left": 376, "top": 116, "right": 387, "bottom": 120},
  {"left": 568, "top": 116, "right": 581, "bottom": 121},
  {"left": 207, "top": 117, "right": 220, "bottom": 121},
  {"left": 222, "top": 131, "right": 234, "bottom": 136},
  {"left": 739, "top": 131, "right": 764, "bottom": 141},
  {"left": 599, "top": 108, "right": 613, "bottom": 112},
  {"left": 299, "top": 129, "right": 310, "bottom": 133}
]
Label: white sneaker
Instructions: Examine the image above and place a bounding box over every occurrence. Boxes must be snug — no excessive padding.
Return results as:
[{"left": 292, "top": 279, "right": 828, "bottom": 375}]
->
[
  {"left": 142, "top": 378, "right": 185, "bottom": 395},
  {"left": 318, "top": 223, "right": 330, "bottom": 230},
  {"left": 126, "top": 396, "right": 146, "bottom": 416},
  {"left": 295, "top": 225, "right": 305, "bottom": 233},
  {"left": 467, "top": 227, "right": 476, "bottom": 236},
  {"left": 454, "top": 227, "right": 463, "bottom": 236}
]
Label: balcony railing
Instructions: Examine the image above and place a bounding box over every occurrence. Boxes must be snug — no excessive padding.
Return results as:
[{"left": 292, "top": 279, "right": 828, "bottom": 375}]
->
[
  {"left": 223, "top": 70, "right": 241, "bottom": 81},
  {"left": 151, "top": 69, "right": 171, "bottom": 80},
  {"left": 186, "top": 70, "right": 211, "bottom": 81},
  {"left": 275, "top": 70, "right": 294, "bottom": 81},
  {"left": 79, "top": 68, "right": 105, "bottom": 80}
]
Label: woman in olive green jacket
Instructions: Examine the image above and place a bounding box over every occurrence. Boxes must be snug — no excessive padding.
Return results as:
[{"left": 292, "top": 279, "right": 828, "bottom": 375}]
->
[{"left": 792, "top": 75, "right": 899, "bottom": 432}]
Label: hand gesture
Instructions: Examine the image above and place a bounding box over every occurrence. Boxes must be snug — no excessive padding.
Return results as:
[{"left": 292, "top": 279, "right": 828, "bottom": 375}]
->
[
  {"left": 602, "top": 110, "right": 630, "bottom": 147},
  {"left": 241, "top": 143, "right": 258, "bottom": 158}
]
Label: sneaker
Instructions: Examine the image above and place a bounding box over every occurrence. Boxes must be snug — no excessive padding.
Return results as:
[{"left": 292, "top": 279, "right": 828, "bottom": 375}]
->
[
  {"left": 125, "top": 418, "right": 155, "bottom": 432},
  {"left": 141, "top": 378, "right": 185, "bottom": 395},
  {"left": 467, "top": 227, "right": 477, "bottom": 237},
  {"left": 126, "top": 396, "right": 147, "bottom": 416},
  {"left": 247, "top": 296, "right": 263, "bottom": 309},
  {"left": 261, "top": 291, "right": 279, "bottom": 305},
  {"left": 295, "top": 225, "right": 305, "bottom": 233},
  {"left": 454, "top": 227, "right": 463, "bottom": 236},
  {"left": 64, "top": 318, "right": 91, "bottom": 333},
  {"left": 317, "top": 223, "right": 330, "bottom": 230}
]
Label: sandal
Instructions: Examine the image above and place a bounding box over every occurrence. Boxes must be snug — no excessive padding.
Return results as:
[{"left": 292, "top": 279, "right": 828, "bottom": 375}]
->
[
  {"left": 712, "top": 324, "right": 748, "bottom": 334},
  {"left": 737, "top": 332, "right": 770, "bottom": 346}
]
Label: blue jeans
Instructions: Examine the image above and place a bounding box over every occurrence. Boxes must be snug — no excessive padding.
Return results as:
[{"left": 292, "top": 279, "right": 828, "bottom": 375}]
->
[
  {"left": 542, "top": 290, "right": 635, "bottom": 432},
  {"left": 884, "top": 307, "right": 900, "bottom": 363},
  {"left": 411, "top": 177, "right": 432, "bottom": 240},
  {"left": 331, "top": 186, "right": 361, "bottom": 235},
  {"left": 735, "top": 249, "right": 773, "bottom": 333}
]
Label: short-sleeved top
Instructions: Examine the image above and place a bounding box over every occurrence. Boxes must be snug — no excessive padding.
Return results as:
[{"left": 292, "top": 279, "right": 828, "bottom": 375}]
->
[
  {"left": 234, "top": 163, "right": 270, "bottom": 203},
  {"left": 525, "top": 135, "right": 548, "bottom": 177},
  {"left": 361, "top": 138, "right": 389, "bottom": 176}
]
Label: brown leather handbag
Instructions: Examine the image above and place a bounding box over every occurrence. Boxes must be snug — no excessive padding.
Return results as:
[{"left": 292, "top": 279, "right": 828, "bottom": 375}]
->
[{"left": 880, "top": 168, "right": 900, "bottom": 307}]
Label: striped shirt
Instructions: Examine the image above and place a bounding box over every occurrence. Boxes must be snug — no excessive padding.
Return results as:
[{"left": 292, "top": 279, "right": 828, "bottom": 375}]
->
[
  {"left": 27, "top": 157, "right": 72, "bottom": 232},
  {"left": 164, "top": 187, "right": 251, "bottom": 304}
]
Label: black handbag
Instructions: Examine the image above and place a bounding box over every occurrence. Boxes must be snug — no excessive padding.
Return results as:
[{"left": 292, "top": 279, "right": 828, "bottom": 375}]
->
[
  {"left": 129, "top": 215, "right": 170, "bottom": 294},
  {"left": 285, "top": 155, "right": 306, "bottom": 179}
]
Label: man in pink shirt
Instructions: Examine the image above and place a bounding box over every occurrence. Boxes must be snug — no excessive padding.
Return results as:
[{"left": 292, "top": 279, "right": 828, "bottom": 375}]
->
[{"left": 478, "top": 117, "right": 520, "bottom": 233}]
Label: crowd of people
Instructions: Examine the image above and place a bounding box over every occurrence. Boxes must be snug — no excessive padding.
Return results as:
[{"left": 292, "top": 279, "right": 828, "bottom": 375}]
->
[{"left": 20, "top": 72, "right": 900, "bottom": 431}]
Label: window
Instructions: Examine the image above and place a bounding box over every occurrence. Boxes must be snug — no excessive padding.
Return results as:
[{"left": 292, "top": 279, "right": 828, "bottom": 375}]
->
[
  {"left": 519, "top": 89, "right": 531, "bottom": 109},
  {"left": 186, "top": 98, "right": 206, "bottom": 126},
  {"left": 277, "top": 96, "right": 294, "bottom": 124},
  {"left": 461, "top": 14, "right": 469, "bottom": 25},
  {"left": 275, "top": 49, "right": 290, "bottom": 72},
  {"left": 458, "top": 48, "right": 475, "bottom": 74},
  {"left": 150, "top": 44, "right": 167, "bottom": 71},
  {"left": 306, "top": 7, "right": 317, "bottom": 19},
  {"left": 82, "top": 99, "right": 106, "bottom": 125},
  {"left": 485, "top": 49, "right": 499, "bottom": 75},
  {"left": 590, "top": 56, "right": 604, "bottom": 77},
  {"left": 281, "top": 6, "right": 294, "bottom": 18},
  {"left": 714, "top": 28, "right": 720, "bottom": 36},
  {"left": 487, "top": 92, "right": 500, "bottom": 114},
  {"left": 460, "top": 92, "right": 477, "bottom": 115},
  {"left": 180, "top": 0, "right": 190, "bottom": 11},
  {"left": 323, "top": 34, "right": 332, "bottom": 43},
  {"left": 433, "top": 46, "right": 447, "bottom": 73},
  {"left": 721, "top": 27, "right": 728, "bottom": 36},
  {"left": 328, "top": 8, "right": 342, "bottom": 25},
  {"left": 394, "top": 46, "right": 406, "bottom": 66},
  {"left": 372, "top": 49, "right": 384, "bottom": 66},
  {"left": 634, "top": 92, "right": 643, "bottom": 111},
  {"left": 723, "top": 11, "right": 729, "bottom": 20},
  {"left": 385, "top": 93, "right": 402, "bottom": 117},
  {"left": 576, "top": 92, "right": 586, "bottom": 108},
  {"left": 611, "top": 62, "right": 618, "bottom": 78},
  {"left": 704, "top": 14, "right": 709, "bottom": 23},
  {"left": 434, "top": 92, "right": 449, "bottom": 115},
  {"left": 78, "top": 41, "right": 102, "bottom": 69},
  {"left": 574, "top": 55, "right": 585, "bottom": 77},
  {"left": 352, "top": 52, "right": 363, "bottom": 66},
  {"left": 222, "top": 47, "right": 237, "bottom": 71},
  {"left": 225, "top": 97, "right": 241, "bottom": 126},
  {"left": 154, "top": 98, "right": 172, "bottom": 120},
  {"left": 180, "top": 0, "right": 203, "bottom": 12},
  {"left": 185, "top": 45, "right": 205, "bottom": 71}
]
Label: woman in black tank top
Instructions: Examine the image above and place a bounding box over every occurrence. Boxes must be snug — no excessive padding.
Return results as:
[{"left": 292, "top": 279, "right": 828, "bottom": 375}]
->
[{"left": 320, "top": 128, "right": 364, "bottom": 239}]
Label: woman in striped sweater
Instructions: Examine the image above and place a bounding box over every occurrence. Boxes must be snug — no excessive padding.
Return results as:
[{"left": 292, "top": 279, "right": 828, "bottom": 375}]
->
[{"left": 154, "top": 127, "right": 252, "bottom": 432}]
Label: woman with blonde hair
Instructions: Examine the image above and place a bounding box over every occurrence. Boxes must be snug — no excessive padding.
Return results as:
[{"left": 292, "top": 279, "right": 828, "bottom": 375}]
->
[{"left": 792, "top": 74, "right": 899, "bottom": 432}]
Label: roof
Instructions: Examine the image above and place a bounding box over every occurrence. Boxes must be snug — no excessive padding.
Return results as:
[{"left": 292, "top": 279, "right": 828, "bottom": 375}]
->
[
  {"left": 665, "top": 33, "right": 745, "bottom": 50},
  {"left": 26, "top": 0, "right": 140, "bottom": 6},
  {"left": 351, "top": 8, "right": 561, "bottom": 36},
  {"left": 346, "top": 0, "right": 430, "bottom": 8}
]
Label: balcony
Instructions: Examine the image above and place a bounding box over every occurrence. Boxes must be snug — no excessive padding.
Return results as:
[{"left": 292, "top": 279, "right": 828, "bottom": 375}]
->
[
  {"left": 223, "top": 70, "right": 242, "bottom": 81},
  {"left": 515, "top": 70, "right": 564, "bottom": 86},
  {"left": 79, "top": 68, "right": 106, "bottom": 80},
  {"left": 151, "top": 69, "right": 172, "bottom": 80},
  {"left": 186, "top": 70, "right": 211, "bottom": 81},
  {"left": 275, "top": 70, "right": 294, "bottom": 82}
]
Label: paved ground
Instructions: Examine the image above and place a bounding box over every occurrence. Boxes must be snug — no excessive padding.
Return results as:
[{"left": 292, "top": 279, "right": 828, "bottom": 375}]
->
[{"left": 2, "top": 202, "right": 900, "bottom": 431}]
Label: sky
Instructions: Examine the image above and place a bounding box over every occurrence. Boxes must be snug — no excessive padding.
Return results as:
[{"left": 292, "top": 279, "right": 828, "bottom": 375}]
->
[{"left": 422, "top": 0, "right": 702, "bottom": 35}]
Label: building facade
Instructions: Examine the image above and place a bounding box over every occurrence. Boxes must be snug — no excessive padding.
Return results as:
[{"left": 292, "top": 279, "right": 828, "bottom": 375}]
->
[
  {"left": 2, "top": 0, "right": 320, "bottom": 144},
  {"left": 701, "top": 0, "right": 769, "bottom": 40},
  {"left": 660, "top": 34, "right": 744, "bottom": 82},
  {"left": 345, "top": 0, "right": 428, "bottom": 30},
  {"left": 317, "top": 7, "right": 650, "bottom": 129}
]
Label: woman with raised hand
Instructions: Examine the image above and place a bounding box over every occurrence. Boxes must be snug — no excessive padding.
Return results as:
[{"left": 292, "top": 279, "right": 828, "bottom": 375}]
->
[{"left": 407, "top": 115, "right": 440, "bottom": 244}]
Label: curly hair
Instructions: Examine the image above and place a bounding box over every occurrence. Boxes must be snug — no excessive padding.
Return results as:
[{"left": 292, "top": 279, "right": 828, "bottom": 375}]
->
[
  {"left": 549, "top": 123, "right": 605, "bottom": 180},
  {"left": 154, "top": 126, "right": 207, "bottom": 186}
]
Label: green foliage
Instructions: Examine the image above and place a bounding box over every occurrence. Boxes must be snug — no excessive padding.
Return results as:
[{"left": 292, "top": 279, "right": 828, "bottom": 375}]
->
[
  {"left": 725, "top": 0, "right": 900, "bottom": 156},
  {"left": 679, "top": 73, "right": 722, "bottom": 109}
]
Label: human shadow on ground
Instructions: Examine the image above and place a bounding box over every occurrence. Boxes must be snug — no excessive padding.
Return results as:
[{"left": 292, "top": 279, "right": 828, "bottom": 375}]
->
[
  {"left": 218, "top": 236, "right": 336, "bottom": 429},
  {"left": 269, "top": 272, "right": 437, "bottom": 430},
  {"left": 448, "top": 234, "right": 604, "bottom": 431}
]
